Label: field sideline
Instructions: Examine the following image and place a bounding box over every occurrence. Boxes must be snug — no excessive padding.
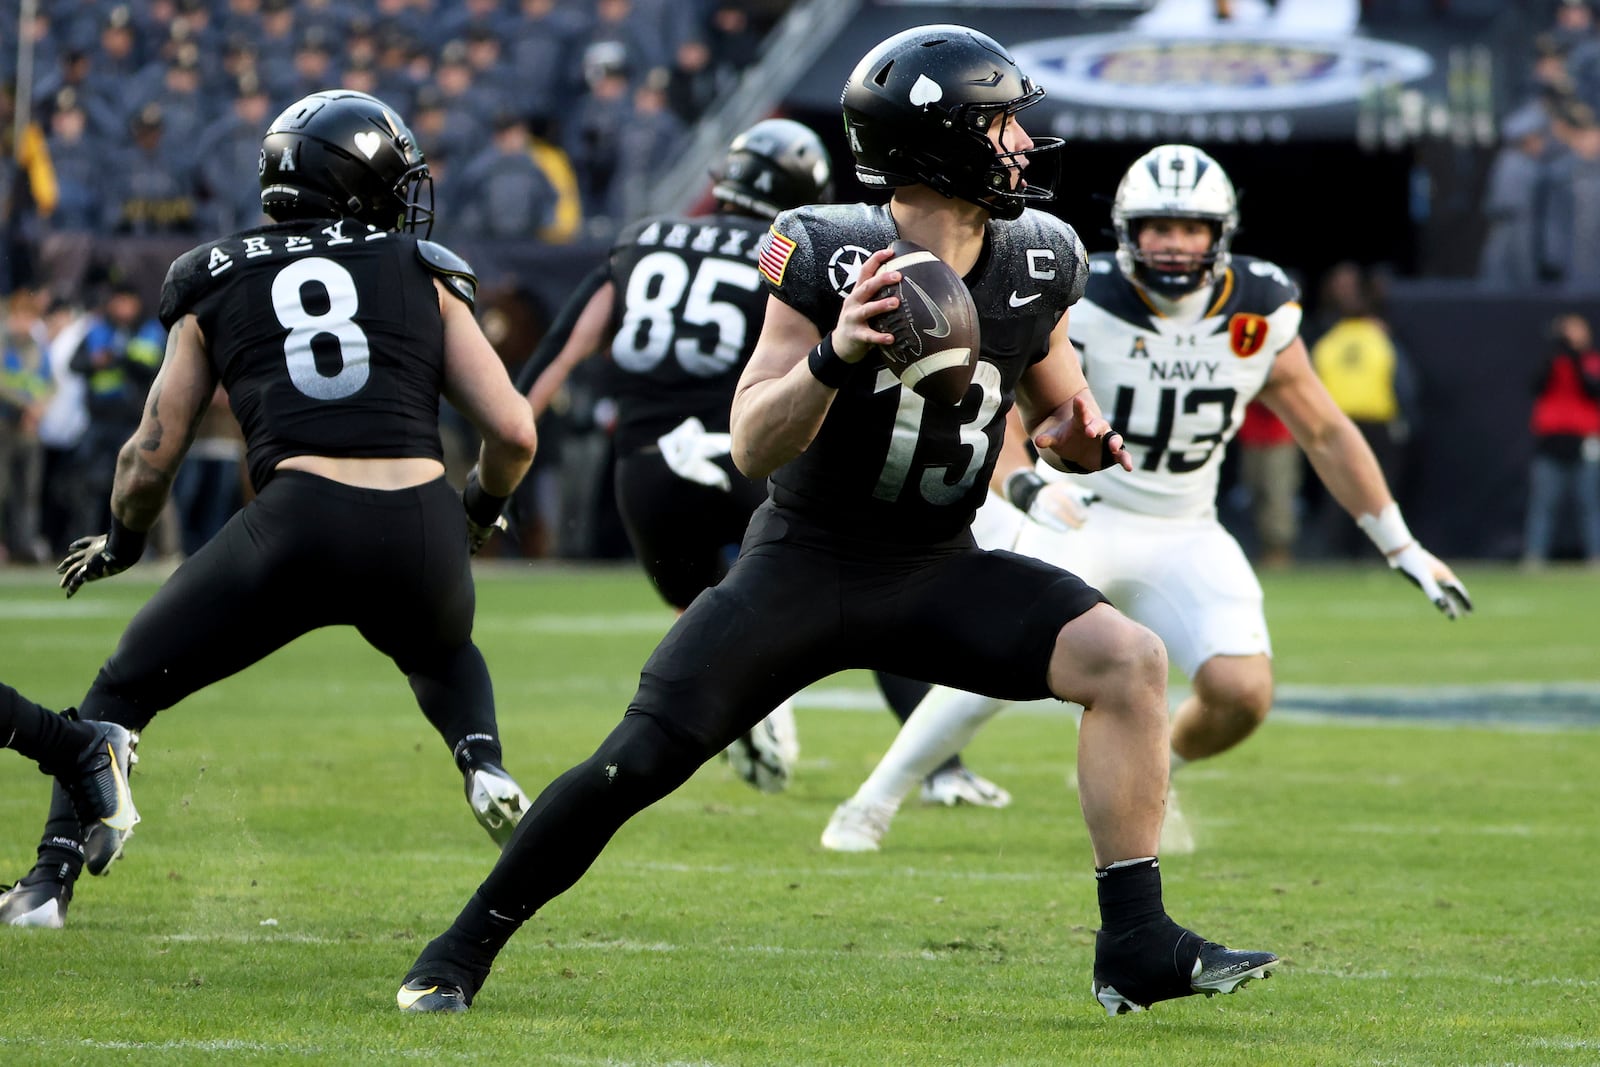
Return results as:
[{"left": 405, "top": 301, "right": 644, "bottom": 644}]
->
[{"left": 0, "top": 562, "right": 1596, "bottom": 1066}]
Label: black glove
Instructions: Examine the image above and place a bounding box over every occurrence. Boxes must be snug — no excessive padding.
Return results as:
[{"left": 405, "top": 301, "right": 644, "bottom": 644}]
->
[{"left": 58, "top": 520, "right": 146, "bottom": 598}]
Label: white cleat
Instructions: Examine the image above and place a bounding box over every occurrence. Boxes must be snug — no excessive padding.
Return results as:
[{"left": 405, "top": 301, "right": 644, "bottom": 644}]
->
[
  {"left": 0, "top": 877, "right": 70, "bottom": 928},
  {"left": 1159, "top": 786, "right": 1195, "bottom": 855},
  {"left": 920, "top": 766, "right": 1011, "bottom": 808},
  {"left": 726, "top": 701, "right": 799, "bottom": 794},
  {"left": 465, "top": 763, "right": 530, "bottom": 849},
  {"left": 820, "top": 797, "right": 897, "bottom": 852}
]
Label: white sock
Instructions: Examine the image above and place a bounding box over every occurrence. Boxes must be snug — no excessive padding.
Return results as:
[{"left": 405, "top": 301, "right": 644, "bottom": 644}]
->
[{"left": 852, "top": 686, "right": 1007, "bottom": 808}]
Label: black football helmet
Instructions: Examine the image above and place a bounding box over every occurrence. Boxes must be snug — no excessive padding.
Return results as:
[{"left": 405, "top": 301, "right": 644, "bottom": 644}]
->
[
  {"left": 841, "top": 25, "right": 1062, "bottom": 220},
  {"left": 709, "top": 118, "right": 833, "bottom": 219},
  {"left": 259, "top": 90, "right": 433, "bottom": 235}
]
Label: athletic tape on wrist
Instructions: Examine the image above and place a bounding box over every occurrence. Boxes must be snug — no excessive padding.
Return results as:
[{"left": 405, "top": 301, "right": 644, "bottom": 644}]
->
[
  {"left": 106, "top": 518, "right": 147, "bottom": 565},
  {"left": 1356, "top": 502, "right": 1414, "bottom": 556}
]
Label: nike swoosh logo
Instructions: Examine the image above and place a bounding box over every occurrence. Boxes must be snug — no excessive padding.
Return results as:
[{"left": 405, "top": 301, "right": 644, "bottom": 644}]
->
[
  {"left": 396, "top": 985, "right": 442, "bottom": 1009},
  {"left": 1009, "top": 291, "right": 1041, "bottom": 307},
  {"left": 904, "top": 277, "right": 951, "bottom": 338}
]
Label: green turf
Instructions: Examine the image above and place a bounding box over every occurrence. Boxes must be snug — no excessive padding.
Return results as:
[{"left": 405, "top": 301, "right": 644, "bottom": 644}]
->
[{"left": 1, "top": 563, "right": 1597, "bottom": 1066}]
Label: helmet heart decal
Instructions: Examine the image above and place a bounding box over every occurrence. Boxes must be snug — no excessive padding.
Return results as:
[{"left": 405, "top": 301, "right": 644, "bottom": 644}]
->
[
  {"left": 353, "top": 131, "right": 382, "bottom": 159},
  {"left": 908, "top": 75, "right": 943, "bottom": 106}
]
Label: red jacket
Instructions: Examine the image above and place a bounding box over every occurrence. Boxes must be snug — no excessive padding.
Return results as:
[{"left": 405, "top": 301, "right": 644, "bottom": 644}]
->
[{"left": 1531, "top": 347, "right": 1600, "bottom": 439}]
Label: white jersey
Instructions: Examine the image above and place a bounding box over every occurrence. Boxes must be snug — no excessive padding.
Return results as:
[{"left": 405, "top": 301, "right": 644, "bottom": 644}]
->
[{"left": 1044, "top": 253, "right": 1303, "bottom": 519}]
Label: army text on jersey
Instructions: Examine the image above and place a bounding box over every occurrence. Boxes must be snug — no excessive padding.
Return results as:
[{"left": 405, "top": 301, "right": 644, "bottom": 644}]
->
[
  {"left": 604, "top": 214, "right": 768, "bottom": 453},
  {"left": 159, "top": 219, "right": 469, "bottom": 491}
]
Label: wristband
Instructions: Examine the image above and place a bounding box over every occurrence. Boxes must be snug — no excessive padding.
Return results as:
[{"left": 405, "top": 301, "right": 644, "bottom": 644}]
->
[
  {"left": 1004, "top": 469, "right": 1047, "bottom": 513},
  {"left": 462, "top": 469, "right": 510, "bottom": 528},
  {"left": 1356, "top": 502, "right": 1414, "bottom": 557},
  {"left": 105, "top": 517, "right": 147, "bottom": 565},
  {"left": 806, "top": 334, "right": 852, "bottom": 389}
]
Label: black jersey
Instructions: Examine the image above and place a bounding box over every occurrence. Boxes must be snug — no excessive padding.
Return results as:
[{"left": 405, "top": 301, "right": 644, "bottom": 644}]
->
[
  {"left": 757, "top": 203, "right": 1088, "bottom": 543},
  {"left": 604, "top": 213, "right": 769, "bottom": 453},
  {"left": 159, "top": 218, "right": 464, "bottom": 491}
]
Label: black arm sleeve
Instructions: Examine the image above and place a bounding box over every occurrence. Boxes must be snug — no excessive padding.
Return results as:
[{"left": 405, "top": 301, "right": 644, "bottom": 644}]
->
[{"left": 512, "top": 264, "right": 612, "bottom": 395}]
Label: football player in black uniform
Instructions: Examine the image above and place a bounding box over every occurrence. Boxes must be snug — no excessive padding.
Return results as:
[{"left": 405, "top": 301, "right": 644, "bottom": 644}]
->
[
  {"left": 516, "top": 118, "right": 1007, "bottom": 804},
  {"left": 0, "top": 91, "right": 538, "bottom": 930},
  {"left": 398, "top": 27, "right": 1278, "bottom": 1017}
]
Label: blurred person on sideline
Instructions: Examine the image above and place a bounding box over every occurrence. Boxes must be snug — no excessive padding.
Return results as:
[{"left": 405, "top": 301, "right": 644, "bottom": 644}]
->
[
  {"left": 1523, "top": 311, "right": 1600, "bottom": 566},
  {"left": 0, "top": 290, "right": 54, "bottom": 563}
]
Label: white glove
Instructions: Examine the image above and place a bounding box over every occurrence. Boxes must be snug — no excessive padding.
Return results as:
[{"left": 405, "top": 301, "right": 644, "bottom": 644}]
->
[
  {"left": 657, "top": 416, "right": 733, "bottom": 491},
  {"left": 1389, "top": 542, "right": 1473, "bottom": 620},
  {"left": 1359, "top": 503, "right": 1472, "bottom": 620},
  {"left": 1003, "top": 470, "right": 1088, "bottom": 533}
]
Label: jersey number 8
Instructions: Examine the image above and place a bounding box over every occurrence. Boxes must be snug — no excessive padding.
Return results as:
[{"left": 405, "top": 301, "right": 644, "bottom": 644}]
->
[{"left": 271, "top": 257, "right": 372, "bottom": 401}]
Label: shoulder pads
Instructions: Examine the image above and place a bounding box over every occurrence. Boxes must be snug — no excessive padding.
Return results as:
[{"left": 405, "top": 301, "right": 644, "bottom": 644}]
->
[{"left": 417, "top": 240, "right": 478, "bottom": 310}]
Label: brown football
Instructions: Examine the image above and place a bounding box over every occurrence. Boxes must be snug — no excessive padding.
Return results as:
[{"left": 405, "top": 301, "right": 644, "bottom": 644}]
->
[{"left": 868, "top": 240, "right": 980, "bottom": 406}]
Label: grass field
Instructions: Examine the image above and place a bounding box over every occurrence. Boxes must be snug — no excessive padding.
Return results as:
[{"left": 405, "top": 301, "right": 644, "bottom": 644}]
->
[{"left": 1, "top": 562, "right": 1597, "bottom": 1066}]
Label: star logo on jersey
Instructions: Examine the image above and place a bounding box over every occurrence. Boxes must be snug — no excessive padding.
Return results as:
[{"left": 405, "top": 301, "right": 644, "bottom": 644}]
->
[
  {"left": 1228, "top": 312, "right": 1269, "bottom": 357},
  {"left": 827, "top": 245, "right": 873, "bottom": 297}
]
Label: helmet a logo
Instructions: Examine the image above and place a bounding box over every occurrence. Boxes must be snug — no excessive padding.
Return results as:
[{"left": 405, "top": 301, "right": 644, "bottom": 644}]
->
[
  {"left": 279, "top": 146, "right": 295, "bottom": 171},
  {"left": 909, "top": 75, "right": 944, "bottom": 106},
  {"left": 353, "top": 131, "right": 382, "bottom": 159}
]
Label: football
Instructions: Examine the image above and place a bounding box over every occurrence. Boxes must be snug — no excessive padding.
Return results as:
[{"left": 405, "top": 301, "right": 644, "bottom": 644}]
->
[{"left": 869, "top": 240, "right": 980, "bottom": 406}]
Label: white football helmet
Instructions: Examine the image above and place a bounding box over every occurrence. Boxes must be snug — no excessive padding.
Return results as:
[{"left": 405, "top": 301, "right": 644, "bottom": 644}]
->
[{"left": 1112, "top": 144, "right": 1239, "bottom": 298}]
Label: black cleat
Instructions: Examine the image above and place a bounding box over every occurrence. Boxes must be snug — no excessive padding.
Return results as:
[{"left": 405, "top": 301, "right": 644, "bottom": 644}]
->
[
  {"left": 54, "top": 719, "right": 139, "bottom": 835},
  {"left": 80, "top": 727, "right": 140, "bottom": 875},
  {"left": 397, "top": 976, "right": 470, "bottom": 1013},
  {"left": 1093, "top": 923, "right": 1277, "bottom": 1015},
  {"left": 0, "top": 869, "right": 73, "bottom": 929}
]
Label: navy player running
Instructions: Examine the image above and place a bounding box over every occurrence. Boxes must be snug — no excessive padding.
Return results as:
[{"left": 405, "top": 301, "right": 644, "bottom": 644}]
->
[
  {"left": 515, "top": 118, "right": 1006, "bottom": 803},
  {"left": 818, "top": 144, "right": 1472, "bottom": 857},
  {"left": 0, "top": 91, "right": 538, "bottom": 929},
  {"left": 398, "top": 30, "right": 1278, "bottom": 1017}
]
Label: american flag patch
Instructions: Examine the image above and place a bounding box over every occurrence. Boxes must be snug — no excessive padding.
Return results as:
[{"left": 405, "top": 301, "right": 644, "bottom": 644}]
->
[{"left": 758, "top": 228, "right": 797, "bottom": 287}]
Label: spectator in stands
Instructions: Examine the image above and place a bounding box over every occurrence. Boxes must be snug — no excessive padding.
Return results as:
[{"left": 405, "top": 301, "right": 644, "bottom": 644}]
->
[
  {"left": 102, "top": 104, "right": 198, "bottom": 236},
  {"left": 567, "top": 42, "right": 634, "bottom": 226},
  {"left": 0, "top": 290, "right": 53, "bottom": 564},
  {"left": 461, "top": 26, "right": 522, "bottom": 126},
  {"left": 606, "top": 69, "right": 686, "bottom": 221},
  {"left": 582, "top": 0, "right": 668, "bottom": 87},
  {"left": 38, "top": 90, "right": 99, "bottom": 304},
  {"left": 1479, "top": 108, "right": 1556, "bottom": 286},
  {"left": 454, "top": 114, "right": 561, "bottom": 240},
  {"left": 1552, "top": 0, "right": 1600, "bottom": 110},
  {"left": 144, "top": 46, "right": 211, "bottom": 172},
  {"left": 1307, "top": 263, "right": 1417, "bottom": 558},
  {"left": 284, "top": 31, "right": 341, "bottom": 105},
  {"left": 1543, "top": 98, "right": 1600, "bottom": 288},
  {"left": 195, "top": 74, "right": 273, "bottom": 235},
  {"left": 0, "top": 84, "right": 57, "bottom": 295},
  {"left": 1523, "top": 312, "right": 1600, "bottom": 567},
  {"left": 509, "top": 0, "right": 591, "bottom": 127},
  {"left": 253, "top": 0, "right": 300, "bottom": 100},
  {"left": 70, "top": 283, "right": 166, "bottom": 536}
]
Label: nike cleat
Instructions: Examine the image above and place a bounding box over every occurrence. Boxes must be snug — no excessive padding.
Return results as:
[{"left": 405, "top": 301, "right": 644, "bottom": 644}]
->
[
  {"left": 1092, "top": 923, "right": 1277, "bottom": 1016},
  {"left": 78, "top": 726, "right": 140, "bottom": 876},
  {"left": 397, "top": 977, "right": 470, "bottom": 1013},
  {"left": 55, "top": 719, "right": 139, "bottom": 833},
  {"left": 0, "top": 871, "right": 72, "bottom": 929},
  {"left": 464, "top": 762, "right": 530, "bottom": 849}
]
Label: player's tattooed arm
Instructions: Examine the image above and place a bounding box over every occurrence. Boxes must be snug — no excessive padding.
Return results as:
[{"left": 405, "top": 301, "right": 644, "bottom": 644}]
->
[{"left": 109, "top": 315, "right": 216, "bottom": 530}]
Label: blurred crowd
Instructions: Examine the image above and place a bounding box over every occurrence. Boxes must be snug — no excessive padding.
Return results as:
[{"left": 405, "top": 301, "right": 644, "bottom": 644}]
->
[
  {"left": 0, "top": 0, "right": 785, "bottom": 301},
  {"left": 1480, "top": 0, "right": 1600, "bottom": 287}
]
